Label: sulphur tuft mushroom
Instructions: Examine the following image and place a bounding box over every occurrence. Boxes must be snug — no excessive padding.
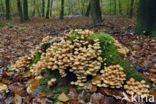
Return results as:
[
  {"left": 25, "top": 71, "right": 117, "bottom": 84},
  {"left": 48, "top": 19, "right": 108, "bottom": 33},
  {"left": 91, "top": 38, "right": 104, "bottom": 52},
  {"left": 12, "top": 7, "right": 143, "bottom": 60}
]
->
[
  {"left": 91, "top": 64, "right": 126, "bottom": 88},
  {"left": 0, "top": 83, "right": 9, "bottom": 93},
  {"left": 11, "top": 55, "right": 32, "bottom": 72},
  {"left": 112, "top": 37, "right": 129, "bottom": 58},
  {"left": 124, "top": 78, "right": 150, "bottom": 97},
  {"left": 48, "top": 78, "right": 57, "bottom": 87},
  {"left": 30, "top": 30, "right": 102, "bottom": 86}
]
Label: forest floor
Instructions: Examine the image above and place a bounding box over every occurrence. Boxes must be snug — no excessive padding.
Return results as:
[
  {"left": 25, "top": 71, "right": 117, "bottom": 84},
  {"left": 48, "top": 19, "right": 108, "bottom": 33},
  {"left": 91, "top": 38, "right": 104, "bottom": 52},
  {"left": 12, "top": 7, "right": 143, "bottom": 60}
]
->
[{"left": 0, "top": 16, "right": 156, "bottom": 103}]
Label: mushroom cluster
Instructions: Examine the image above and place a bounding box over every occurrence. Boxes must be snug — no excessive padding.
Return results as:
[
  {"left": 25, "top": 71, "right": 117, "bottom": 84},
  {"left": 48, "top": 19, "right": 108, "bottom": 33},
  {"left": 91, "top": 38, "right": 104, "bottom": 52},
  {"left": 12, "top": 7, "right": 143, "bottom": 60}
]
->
[
  {"left": 30, "top": 46, "right": 42, "bottom": 57},
  {"left": 0, "top": 83, "right": 9, "bottom": 93},
  {"left": 112, "top": 37, "right": 129, "bottom": 57},
  {"left": 42, "top": 36, "right": 53, "bottom": 44},
  {"left": 65, "top": 29, "right": 95, "bottom": 40},
  {"left": 11, "top": 55, "right": 32, "bottom": 72},
  {"left": 92, "top": 64, "right": 126, "bottom": 88},
  {"left": 30, "top": 30, "right": 102, "bottom": 86},
  {"left": 124, "top": 78, "right": 150, "bottom": 97},
  {"left": 48, "top": 78, "right": 57, "bottom": 87},
  {"left": 69, "top": 39, "right": 102, "bottom": 86}
]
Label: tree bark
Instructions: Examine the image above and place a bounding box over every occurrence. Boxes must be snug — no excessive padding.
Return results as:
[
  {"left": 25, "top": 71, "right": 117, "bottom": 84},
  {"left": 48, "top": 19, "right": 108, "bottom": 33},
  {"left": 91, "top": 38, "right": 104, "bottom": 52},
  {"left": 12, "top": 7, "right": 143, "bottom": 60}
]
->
[
  {"left": 5, "top": 0, "right": 11, "bottom": 19},
  {"left": 90, "top": 0, "right": 102, "bottom": 24},
  {"left": 17, "top": 0, "right": 24, "bottom": 22},
  {"left": 85, "top": 2, "right": 90, "bottom": 17},
  {"left": 60, "top": 0, "right": 64, "bottom": 19},
  {"left": 42, "top": 0, "right": 45, "bottom": 17},
  {"left": 46, "top": 0, "right": 50, "bottom": 19},
  {"left": 23, "top": 0, "right": 29, "bottom": 21},
  {"left": 135, "top": 0, "right": 156, "bottom": 35},
  {"left": 129, "top": 0, "right": 134, "bottom": 18}
]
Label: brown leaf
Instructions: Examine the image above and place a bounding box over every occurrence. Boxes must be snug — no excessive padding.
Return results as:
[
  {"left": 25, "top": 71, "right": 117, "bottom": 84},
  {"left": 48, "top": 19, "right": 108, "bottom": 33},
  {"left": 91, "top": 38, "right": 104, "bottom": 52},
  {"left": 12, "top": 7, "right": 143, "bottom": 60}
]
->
[
  {"left": 13, "top": 94, "right": 22, "bottom": 104},
  {"left": 100, "top": 96, "right": 116, "bottom": 104},
  {"left": 26, "top": 79, "right": 39, "bottom": 94},
  {"left": 90, "top": 93, "right": 104, "bottom": 104},
  {"left": 8, "top": 82, "right": 25, "bottom": 95},
  {"left": 100, "top": 88, "right": 123, "bottom": 100},
  {"left": 68, "top": 87, "right": 78, "bottom": 100},
  {"left": 2, "top": 79, "right": 11, "bottom": 85},
  {"left": 150, "top": 90, "right": 156, "bottom": 99},
  {"left": 5, "top": 96, "right": 13, "bottom": 104},
  {"left": 85, "top": 85, "right": 97, "bottom": 93},
  {"left": 32, "top": 97, "right": 53, "bottom": 104}
]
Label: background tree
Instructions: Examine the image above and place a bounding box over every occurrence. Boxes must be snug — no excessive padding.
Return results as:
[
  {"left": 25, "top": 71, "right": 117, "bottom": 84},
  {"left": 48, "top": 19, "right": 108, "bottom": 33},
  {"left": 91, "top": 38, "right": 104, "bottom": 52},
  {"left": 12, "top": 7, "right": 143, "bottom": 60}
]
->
[
  {"left": 135, "top": 0, "right": 156, "bottom": 36},
  {"left": 46, "top": 0, "right": 50, "bottom": 18},
  {"left": 42, "top": 0, "right": 45, "bottom": 17},
  {"left": 17, "top": 0, "right": 24, "bottom": 22},
  {"left": 23, "top": 0, "right": 29, "bottom": 21},
  {"left": 85, "top": 2, "right": 90, "bottom": 17},
  {"left": 50, "top": 0, "right": 53, "bottom": 16},
  {"left": 60, "top": 0, "right": 64, "bottom": 19},
  {"left": 90, "top": 0, "right": 102, "bottom": 24},
  {"left": 118, "top": 0, "right": 122, "bottom": 15},
  {"left": 114, "top": 0, "right": 116, "bottom": 15},
  {"left": 129, "top": 0, "right": 134, "bottom": 18},
  {"left": 5, "top": 0, "right": 10, "bottom": 19}
]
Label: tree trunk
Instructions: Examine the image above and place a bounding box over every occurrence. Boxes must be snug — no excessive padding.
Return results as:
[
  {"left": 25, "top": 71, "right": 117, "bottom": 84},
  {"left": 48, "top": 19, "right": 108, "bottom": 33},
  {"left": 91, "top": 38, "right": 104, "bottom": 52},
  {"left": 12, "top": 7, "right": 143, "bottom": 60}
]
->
[
  {"left": 50, "top": 0, "right": 53, "bottom": 16},
  {"left": 85, "top": 2, "right": 90, "bottom": 17},
  {"left": 60, "top": 0, "right": 64, "bottom": 19},
  {"left": 42, "top": 0, "right": 45, "bottom": 17},
  {"left": 23, "top": 0, "right": 29, "bottom": 21},
  {"left": 5, "top": 0, "right": 10, "bottom": 19},
  {"left": 90, "top": 0, "right": 102, "bottom": 24},
  {"left": 37, "top": 8, "right": 41, "bottom": 16},
  {"left": 127, "top": 0, "right": 130, "bottom": 15},
  {"left": 135, "top": 0, "right": 156, "bottom": 36},
  {"left": 113, "top": 0, "right": 116, "bottom": 15},
  {"left": 17, "top": 0, "right": 24, "bottom": 22},
  {"left": 129, "top": 0, "right": 134, "bottom": 18},
  {"left": 109, "top": 0, "right": 111, "bottom": 15},
  {"left": 118, "top": 0, "right": 122, "bottom": 15},
  {"left": 46, "top": 0, "right": 50, "bottom": 19}
]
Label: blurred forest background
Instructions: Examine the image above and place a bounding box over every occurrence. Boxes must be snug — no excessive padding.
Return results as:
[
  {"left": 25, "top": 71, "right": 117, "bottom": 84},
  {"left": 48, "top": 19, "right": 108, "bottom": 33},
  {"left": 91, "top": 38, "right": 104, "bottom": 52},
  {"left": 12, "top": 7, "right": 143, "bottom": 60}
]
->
[
  {"left": 0, "top": 0, "right": 138, "bottom": 19},
  {"left": 0, "top": 0, "right": 155, "bottom": 36}
]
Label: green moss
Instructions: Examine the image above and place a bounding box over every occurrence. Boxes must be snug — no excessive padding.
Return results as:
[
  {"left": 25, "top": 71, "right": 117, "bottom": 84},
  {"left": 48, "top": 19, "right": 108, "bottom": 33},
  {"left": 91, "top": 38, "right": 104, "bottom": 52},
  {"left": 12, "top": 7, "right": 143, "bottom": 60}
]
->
[
  {"left": 150, "top": 30, "right": 156, "bottom": 36},
  {"left": 40, "top": 76, "right": 50, "bottom": 85},
  {"left": 87, "top": 32, "right": 150, "bottom": 84},
  {"left": 27, "top": 52, "right": 41, "bottom": 68},
  {"left": 42, "top": 85, "right": 69, "bottom": 101},
  {"left": 39, "top": 69, "right": 61, "bottom": 86},
  {"left": 87, "top": 32, "right": 120, "bottom": 66}
]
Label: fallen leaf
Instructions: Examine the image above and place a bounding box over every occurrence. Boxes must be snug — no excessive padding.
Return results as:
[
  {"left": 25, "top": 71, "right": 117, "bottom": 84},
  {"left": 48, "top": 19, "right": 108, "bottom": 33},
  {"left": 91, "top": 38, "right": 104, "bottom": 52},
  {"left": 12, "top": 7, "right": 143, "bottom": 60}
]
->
[
  {"left": 58, "top": 93, "right": 69, "bottom": 102},
  {"left": 13, "top": 94, "right": 22, "bottom": 104}
]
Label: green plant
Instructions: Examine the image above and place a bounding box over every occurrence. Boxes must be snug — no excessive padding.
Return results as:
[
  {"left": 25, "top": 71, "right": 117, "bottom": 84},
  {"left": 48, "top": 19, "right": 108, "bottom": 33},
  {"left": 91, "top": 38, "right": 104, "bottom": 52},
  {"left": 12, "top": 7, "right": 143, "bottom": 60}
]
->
[
  {"left": 7, "top": 21, "right": 14, "bottom": 27},
  {"left": 0, "top": 22, "right": 5, "bottom": 27},
  {"left": 18, "top": 26, "right": 27, "bottom": 31}
]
